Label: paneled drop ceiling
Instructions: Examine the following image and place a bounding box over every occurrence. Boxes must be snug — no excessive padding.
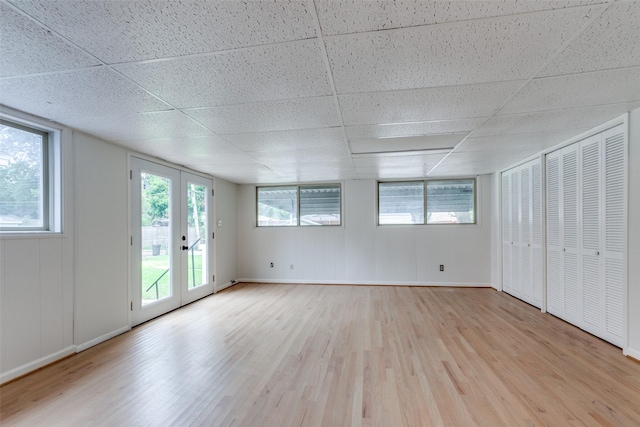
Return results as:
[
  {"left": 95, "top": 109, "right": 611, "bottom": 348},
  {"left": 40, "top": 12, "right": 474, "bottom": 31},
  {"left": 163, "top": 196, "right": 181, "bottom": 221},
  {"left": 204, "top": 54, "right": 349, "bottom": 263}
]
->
[{"left": 1, "top": 0, "right": 639, "bottom": 184}]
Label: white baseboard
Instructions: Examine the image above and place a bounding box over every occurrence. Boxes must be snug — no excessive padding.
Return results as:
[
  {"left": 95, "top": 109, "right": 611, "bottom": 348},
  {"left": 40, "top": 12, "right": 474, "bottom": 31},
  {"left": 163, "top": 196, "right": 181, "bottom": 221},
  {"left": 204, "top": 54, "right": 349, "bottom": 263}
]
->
[
  {"left": 624, "top": 346, "right": 640, "bottom": 361},
  {"left": 1, "top": 346, "right": 76, "bottom": 385},
  {"left": 215, "top": 281, "right": 236, "bottom": 293},
  {"left": 75, "top": 325, "right": 130, "bottom": 353},
  {"left": 235, "top": 278, "right": 491, "bottom": 287}
]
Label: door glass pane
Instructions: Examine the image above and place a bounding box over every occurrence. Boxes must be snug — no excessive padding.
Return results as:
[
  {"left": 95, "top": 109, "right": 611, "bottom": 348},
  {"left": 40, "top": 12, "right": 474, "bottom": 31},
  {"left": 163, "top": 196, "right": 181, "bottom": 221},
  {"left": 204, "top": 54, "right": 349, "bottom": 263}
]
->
[
  {"left": 141, "top": 172, "right": 172, "bottom": 304},
  {"left": 187, "top": 182, "right": 207, "bottom": 288}
]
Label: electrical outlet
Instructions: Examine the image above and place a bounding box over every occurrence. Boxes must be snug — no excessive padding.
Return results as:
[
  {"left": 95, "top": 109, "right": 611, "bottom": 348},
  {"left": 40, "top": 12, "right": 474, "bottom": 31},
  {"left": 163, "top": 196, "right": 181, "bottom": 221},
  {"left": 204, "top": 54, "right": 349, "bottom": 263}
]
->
[
  {"left": 270, "top": 262, "right": 274, "bottom": 268},
  {"left": 290, "top": 264, "right": 294, "bottom": 270},
  {"left": 440, "top": 264, "right": 444, "bottom": 271}
]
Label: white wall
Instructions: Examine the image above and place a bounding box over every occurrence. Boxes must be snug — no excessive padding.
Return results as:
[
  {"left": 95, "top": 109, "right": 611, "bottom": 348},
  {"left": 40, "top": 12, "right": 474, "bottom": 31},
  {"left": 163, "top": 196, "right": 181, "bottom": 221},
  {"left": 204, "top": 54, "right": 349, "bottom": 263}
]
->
[
  {"left": 214, "top": 177, "right": 238, "bottom": 291},
  {"left": 237, "top": 176, "right": 493, "bottom": 286},
  {"left": 627, "top": 107, "right": 640, "bottom": 360},
  {"left": 74, "top": 132, "right": 130, "bottom": 350}
]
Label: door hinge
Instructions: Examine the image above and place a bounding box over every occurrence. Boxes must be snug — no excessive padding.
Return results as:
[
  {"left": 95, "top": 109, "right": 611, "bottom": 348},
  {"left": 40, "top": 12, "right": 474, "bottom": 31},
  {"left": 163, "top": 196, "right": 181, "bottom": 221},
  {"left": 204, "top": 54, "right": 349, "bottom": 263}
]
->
[
  {"left": 130, "top": 170, "right": 132, "bottom": 180},
  {"left": 212, "top": 232, "right": 215, "bottom": 239},
  {"left": 130, "top": 301, "right": 133, "bottom": 311},
  {"left": 212, "top": 189, "right": 214, "bottom": 197},
  {"left": 131, "top": 236, "right": 133, "bottom": 245},
  {"left": 213, "top": 275, "right": 215, "bottom": 282}
]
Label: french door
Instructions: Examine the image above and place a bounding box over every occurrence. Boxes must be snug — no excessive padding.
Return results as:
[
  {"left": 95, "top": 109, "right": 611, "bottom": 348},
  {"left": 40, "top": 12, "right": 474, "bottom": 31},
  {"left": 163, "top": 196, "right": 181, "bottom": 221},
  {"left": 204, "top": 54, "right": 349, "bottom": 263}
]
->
[{"left": 130, "top": 157, "right": 214, "bottom": 326}]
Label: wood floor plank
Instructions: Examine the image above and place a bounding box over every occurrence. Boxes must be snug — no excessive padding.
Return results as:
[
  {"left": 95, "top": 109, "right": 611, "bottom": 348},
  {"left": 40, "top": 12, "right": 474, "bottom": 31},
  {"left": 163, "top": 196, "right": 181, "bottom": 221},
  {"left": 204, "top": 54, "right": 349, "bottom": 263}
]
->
[{"left": 2, "top": 283, "right": 640, "bottom": 426}]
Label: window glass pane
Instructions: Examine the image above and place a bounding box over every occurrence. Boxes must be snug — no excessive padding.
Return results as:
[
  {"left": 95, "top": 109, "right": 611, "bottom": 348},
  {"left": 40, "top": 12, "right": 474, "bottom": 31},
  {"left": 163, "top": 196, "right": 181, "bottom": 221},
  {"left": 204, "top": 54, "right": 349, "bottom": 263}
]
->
[
  {"left": 187, "top": 183, "right": 207, "bottom": 288},
  {"left": 0, "top": 121, "right": 46, "bottom": 229},
  {"left": 257, "top": 186, "right": 297, "bottom": 226},
  {"left": 378, "top": 181, "right": 424, "bottom": 225},
  {"left": 300, "top": 184, "right": 341, "bottom": 226},
  {"left": 426, "top": 179, "right": 475, "bottom": 224},
  {"left": 141, "top": 173, "right": 172, "bottom": 303}
]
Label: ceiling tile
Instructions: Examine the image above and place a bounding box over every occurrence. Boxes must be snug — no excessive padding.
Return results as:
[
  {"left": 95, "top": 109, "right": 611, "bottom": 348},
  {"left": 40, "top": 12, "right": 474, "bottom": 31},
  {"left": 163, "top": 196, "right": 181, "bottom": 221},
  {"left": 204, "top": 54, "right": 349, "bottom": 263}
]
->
[
  {"left": 270, "top": 160, "right": 355, "bottom": 173},
  {"left": 501, "top": 67, "right": 640, "bottom": 115},
  {"left": 0, "top": 3, "right": 100, "bottom": 77},
  {"left": 356, "top": 165, "right": 432, "bottom": 179},
  {"left": 345, "top": 119, "right": 486, "bottom": 140},
  {"left": 167, "top": 152, "right": 260, "bottom": 168},
  {"left": 326, "top": 7, "right": 592, "bottom": 93},
  {"left": 118, "top": 136, "right": 241, "bottom": 159},
  {"left": 114, "top": 41, "right": 332, "bottom": 108},
  {"left": 185, "top": 97, "right": 342, "bottom": 134},
  {"left": 59, "top": 111, "right": 210, "bottom": 143},
  {"left": 339, "top": 82, "right": 523, "bottom": 126},
  {"left": 250, "top": 146, "right": 352, "bottom": 165},
  {"left": 316, "top": 0, "right": 603, "bottom": 36},
  {"left": 476, "top": 102, "right": 640, "bottom": 137},
  {"left": 8, "top": 0, "right": 317, "bottom": 63},
  {"left": 456, "top": 129, "right": 590, "bottom": 155},
  {"left": 350, "top": 134, "right": 463, "bottom": 154},
  {"left": 352, "top": 153, "right": 447, "bottom": 168},
  {"left": 539, "top": 2, "right": 640, "bottom": 77},
  {"left": 223, "top": 127, "right": 345, "bottom": 152},
  {"left": 428, "top": 162, "right": 502, "bottom": 177},
  {"left": 0, "top": 67, "right": 169, "bottom": 120}
]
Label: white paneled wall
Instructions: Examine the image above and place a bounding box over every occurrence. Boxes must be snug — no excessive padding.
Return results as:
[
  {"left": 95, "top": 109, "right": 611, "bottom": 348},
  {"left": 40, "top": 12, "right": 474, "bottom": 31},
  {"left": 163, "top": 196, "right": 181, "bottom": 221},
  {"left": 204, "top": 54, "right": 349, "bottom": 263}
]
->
[
  {"left": 1, "top": 126, "right": 239, "bottom": 383},
  {"left": 74, "top": 132, "right": 130, "bottom": 349},
  {"left": 237, "top": 176, "right": 492, "bottom": 286},
  {"left": 214, "top": 177, "right": 239, "bottom": 291},
  {"left": 0, "top": 122, "right": 74, "bottom": 384}
]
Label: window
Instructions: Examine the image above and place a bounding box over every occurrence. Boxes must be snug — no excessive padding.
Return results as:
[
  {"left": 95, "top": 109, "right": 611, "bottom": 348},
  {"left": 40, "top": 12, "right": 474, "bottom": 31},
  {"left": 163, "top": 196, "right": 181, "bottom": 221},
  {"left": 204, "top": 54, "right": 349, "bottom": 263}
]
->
[
  {"left": 378, "top": 181, "right": 424, "bottom": 225},
  {"left": 378, "top": 178, "right": 476, "bottom": 225},
  {"left": 426, "top": 179, "right": 475, "bottom": 224},
  {"left": 257, "top": 184, "right": 341, "bottom": 226},
  {"left": 0, "top": 120, "right": 50, "bottom": 231}
]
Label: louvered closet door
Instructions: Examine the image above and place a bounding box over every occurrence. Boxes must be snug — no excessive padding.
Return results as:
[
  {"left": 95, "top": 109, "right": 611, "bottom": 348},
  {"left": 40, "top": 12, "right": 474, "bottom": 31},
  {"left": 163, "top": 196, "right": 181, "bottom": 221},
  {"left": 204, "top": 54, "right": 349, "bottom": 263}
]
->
[
  {"left": 502, "top": 172, "right": 512, "bottom": 293},
  {"left": 531, "top": 162, "right": 543, "bottom": 307},
  {"left": 546, "top": 152, "right": 563, "bottom": 316},
  {"left": 510, "top": 170, "right": 521, "bottom": 297},
  {"left": 520, "top": 165, "right": 533, "bottom": 302},
  {"left": 580, "top": 135, "right": 603, "bottom": 337},
  {"left": 602, "top": 124, "right": 626, "bottom": 346},
  {"left": 562, "top": 145, "right": 581, "bottom": 325}
]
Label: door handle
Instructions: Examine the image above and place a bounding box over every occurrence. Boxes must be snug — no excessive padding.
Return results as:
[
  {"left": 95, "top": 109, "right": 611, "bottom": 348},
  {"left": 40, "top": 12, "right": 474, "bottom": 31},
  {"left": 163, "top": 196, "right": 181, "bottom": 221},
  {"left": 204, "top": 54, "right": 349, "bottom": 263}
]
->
[{"left": 181, "top": 245, "right": 188, "bottom": 250}]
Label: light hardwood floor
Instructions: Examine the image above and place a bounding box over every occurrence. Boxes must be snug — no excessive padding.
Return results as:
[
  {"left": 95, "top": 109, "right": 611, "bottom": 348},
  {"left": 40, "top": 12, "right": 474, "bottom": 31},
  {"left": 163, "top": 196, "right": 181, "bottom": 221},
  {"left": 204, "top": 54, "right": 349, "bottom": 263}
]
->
[{"left": 2, "top": 283, "right": 640, "bottom": 426}]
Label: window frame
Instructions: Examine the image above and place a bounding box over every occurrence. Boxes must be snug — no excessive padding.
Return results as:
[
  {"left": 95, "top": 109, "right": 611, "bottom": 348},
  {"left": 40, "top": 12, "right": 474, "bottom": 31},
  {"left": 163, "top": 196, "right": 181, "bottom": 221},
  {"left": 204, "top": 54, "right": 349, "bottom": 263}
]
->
[
  {"left": 0, "top": 118, "right": 52, "bottom": 232},
  {"left": 377, "top": 178, "right": 477, "bottom": 226},
  {"left": 256, "top": 183, "right": 342, "bottom": 227}
]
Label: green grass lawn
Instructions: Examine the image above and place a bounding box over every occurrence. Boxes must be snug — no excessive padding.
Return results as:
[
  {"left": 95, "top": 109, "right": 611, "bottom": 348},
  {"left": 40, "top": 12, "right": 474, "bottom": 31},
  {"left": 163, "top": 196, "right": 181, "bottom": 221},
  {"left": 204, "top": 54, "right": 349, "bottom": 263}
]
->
[{"left": 141, "top": 254, "right": 204, "bottom": 301}]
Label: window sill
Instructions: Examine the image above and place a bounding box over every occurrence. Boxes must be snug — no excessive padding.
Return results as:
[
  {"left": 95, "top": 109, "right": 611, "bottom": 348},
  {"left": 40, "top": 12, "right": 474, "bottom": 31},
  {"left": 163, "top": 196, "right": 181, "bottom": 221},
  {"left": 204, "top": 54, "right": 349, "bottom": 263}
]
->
[{"left": 0, "top": 231, "right": 65, "bottom": 240}]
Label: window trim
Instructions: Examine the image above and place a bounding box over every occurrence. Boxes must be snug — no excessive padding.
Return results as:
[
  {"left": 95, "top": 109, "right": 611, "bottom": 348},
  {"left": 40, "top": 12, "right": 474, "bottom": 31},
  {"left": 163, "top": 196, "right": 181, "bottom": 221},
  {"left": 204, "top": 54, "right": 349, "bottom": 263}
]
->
[
  {"left": 0, "top": 119, "right": 51, "bottom": 232},
  {"left": 256, "top": 183, "right": 343, "bottom": 227},
  {"left": 377, "top": 177, "right": 477, "bottom": 226}
]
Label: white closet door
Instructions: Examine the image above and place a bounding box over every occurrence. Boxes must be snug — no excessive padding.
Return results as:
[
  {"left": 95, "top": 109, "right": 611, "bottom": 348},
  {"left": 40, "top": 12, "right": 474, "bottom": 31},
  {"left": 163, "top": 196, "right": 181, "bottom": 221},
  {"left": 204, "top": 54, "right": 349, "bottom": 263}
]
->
[
  {"left": 562, "top": 146, "right": 581, "bottom": 324},
  {"left": 531, "top": 161, "right": 543, "bottom": 307},
  {"left": 546, "top": 153, "right": 563, "bottom": 316},
  {"left": 502, "top": 172, "right": 512, "bottom": 293},
  {"left": 511, "top": 170, "right": 521, "bottom": 297},
  {"left": 520, "top": 166, "right": 533, "bottom": 302},
  {"left": 603, "top": 125, "right": 626, "bottom": 346},
  {"left": 580, "top": 135, "right": 602, "bottom": 335}
]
